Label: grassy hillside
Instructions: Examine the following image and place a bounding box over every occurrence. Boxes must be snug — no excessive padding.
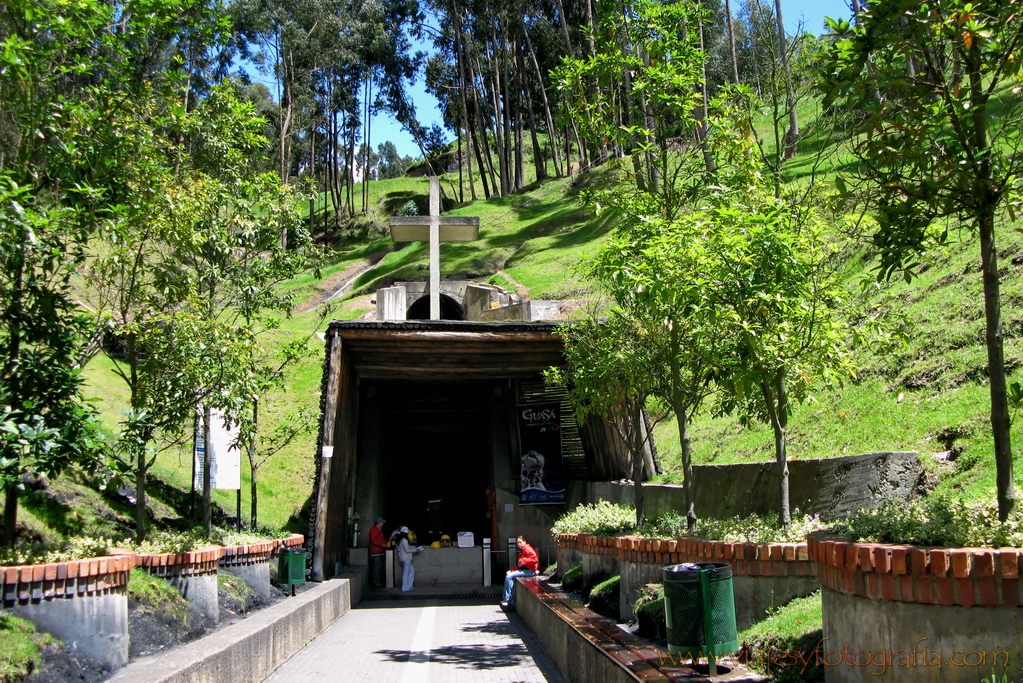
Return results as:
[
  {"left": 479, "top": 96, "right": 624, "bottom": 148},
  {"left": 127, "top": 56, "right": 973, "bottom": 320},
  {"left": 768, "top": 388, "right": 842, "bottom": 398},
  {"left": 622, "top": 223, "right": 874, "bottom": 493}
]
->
[{"left": 12, "top": 109, "right": 1022, "bottom": 541}]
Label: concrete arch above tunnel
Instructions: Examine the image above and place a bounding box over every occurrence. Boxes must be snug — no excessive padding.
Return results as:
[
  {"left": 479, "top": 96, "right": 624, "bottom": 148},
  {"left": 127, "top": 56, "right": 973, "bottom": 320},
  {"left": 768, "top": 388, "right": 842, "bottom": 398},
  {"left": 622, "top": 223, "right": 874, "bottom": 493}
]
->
[{"left": 407, "top": 293, "right": 464, "bottom": 320}]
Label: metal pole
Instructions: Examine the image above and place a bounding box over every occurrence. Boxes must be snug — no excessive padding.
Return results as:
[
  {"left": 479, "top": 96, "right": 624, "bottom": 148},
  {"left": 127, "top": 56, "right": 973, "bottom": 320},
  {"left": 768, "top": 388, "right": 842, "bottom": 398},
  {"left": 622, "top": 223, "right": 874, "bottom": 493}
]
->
[{"left": 483, "top": 538, "right": 492, "bottom": 586}]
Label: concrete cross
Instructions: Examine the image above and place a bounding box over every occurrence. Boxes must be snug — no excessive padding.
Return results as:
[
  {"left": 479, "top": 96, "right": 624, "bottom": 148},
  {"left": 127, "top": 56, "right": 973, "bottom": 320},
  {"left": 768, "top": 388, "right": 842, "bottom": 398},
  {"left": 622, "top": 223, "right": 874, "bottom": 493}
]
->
[{"left": 388, "top": 176, "right": 480, "bottom": 320}]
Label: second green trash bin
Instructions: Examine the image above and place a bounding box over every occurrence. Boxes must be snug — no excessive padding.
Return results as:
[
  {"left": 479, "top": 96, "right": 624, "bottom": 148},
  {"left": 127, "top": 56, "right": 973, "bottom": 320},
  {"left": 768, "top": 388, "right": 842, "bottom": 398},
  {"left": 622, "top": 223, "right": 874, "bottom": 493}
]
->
[{"left": 662, "top": 562, "right": 738, "bottom": 661}]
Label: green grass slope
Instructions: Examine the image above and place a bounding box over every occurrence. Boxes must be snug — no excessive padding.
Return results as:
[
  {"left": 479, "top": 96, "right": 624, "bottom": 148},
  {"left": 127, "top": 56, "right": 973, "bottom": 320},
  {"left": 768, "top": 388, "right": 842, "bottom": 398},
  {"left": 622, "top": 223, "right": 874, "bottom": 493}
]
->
[{"left": 37, "top": 112, "right": 1023, "bottom": 539}]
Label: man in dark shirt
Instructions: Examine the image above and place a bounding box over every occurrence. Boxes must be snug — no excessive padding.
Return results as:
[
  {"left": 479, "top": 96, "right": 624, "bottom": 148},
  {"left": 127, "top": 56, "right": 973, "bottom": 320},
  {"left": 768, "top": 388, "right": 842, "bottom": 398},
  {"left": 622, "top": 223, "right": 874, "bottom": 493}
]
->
[{"left": 502, "top": 536, "right": 539, "bottom": 607}]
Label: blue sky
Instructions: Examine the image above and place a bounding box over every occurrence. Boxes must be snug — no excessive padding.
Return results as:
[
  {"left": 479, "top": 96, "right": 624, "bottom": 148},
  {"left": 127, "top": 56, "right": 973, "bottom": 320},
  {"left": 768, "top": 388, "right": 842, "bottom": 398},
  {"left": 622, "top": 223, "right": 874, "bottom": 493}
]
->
[{"left": 264, "top": 0, "right": 854, "bottom": 159}]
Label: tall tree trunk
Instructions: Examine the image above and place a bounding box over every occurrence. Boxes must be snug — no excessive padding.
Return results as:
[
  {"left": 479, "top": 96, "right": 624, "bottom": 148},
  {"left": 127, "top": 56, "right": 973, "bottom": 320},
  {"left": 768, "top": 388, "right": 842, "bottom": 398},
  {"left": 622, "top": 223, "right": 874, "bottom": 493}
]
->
[
  {"left": 669, "top": 334, "right": 696, "bottom": 532},
  {"left": 203, "top": 408, "right": 212, "bottom": 535},
  {"left": 628, "top": 398, "right": 646, "bottom": 527},
  {"left": 980, "top": 209, "right": 1016, "bottom": 520},
  {"left": 760, "top": 369, "right": 790, "bottom": 525},
  {"left": 725, "top": 0, "right": 740, "bottom": 83},
  {"left": 248, "top": 397, "right": 260, "bottom": 529},
  {"left": 773, "top": 0, "right": 798, "bottom": 158},
  {"left": 512, "top": 39, "right": 525, "bottom": 189},
  {"left": 552, "top": 0, "right": 573, "bottom": 54},
  {"left": 469, "top": 54, "right": 496, "bottom": 196},
  {"left": 487, "top": 30, "right": 509, "bottom": 196},
  {"left": 454, "top": 25, "right": 479, "bottom": 200},
  {"left": 521, "top": 17, "right": 561, "bottom": 176}
]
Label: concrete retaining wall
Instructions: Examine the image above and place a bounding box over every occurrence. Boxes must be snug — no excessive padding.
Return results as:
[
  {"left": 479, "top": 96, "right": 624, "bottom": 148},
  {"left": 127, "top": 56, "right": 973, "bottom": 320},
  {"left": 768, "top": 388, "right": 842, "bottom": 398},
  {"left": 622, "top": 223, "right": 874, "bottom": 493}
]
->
[
  {"left": 516, "top": 581, "right": 646, "bottom": 683},
  {"left": 106, "top": 578, "right": 353, "bottom": 683},
  {"left": 584, "top": 451, "right": 922, "bottom": 522},
  {"left": 139, "top": 548, "right": 223, "bottom": 623},
  {"left": 809, "top": 532, "right": 1020, "bottom": 682},
  {"left": 2, "top": 554, "right": 136, "bottom": 668}
]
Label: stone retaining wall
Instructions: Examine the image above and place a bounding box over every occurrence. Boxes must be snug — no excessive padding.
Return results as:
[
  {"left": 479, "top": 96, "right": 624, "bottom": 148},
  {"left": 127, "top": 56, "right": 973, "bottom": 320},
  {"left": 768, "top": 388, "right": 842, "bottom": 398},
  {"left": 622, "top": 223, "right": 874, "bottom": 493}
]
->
[
  {"left": 808, "top": 532, "right": 1019, "bottom": 682},
  {"left": 578, "top": 451, "right": 922, "bottom": 523}
]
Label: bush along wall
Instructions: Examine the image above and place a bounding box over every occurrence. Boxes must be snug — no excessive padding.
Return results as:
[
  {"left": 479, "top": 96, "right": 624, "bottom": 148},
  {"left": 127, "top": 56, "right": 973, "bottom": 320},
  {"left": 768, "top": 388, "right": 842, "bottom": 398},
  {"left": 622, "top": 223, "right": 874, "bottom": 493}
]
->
[
  {"left": 808, "top": 531, "right": 1019, "bottom": 683},
  {"left": 587, "top": 575, "right": 621, "bottom": 621}
]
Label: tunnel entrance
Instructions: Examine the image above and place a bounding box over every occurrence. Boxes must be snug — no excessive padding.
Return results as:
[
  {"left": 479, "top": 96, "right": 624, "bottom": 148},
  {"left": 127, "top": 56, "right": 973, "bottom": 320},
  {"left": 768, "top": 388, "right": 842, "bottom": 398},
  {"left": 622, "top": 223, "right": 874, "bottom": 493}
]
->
[
  {"left": 372, "top": 380, "right": 492, "bottom": 545},
  {"left": 407, "top": 294, "right": 464, "bottom": 320}
]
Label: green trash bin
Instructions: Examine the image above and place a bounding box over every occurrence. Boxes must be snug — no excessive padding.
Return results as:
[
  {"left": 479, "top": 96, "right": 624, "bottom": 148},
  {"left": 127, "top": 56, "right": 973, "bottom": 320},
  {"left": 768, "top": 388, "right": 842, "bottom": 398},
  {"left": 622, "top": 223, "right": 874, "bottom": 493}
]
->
[
  {"left": 662, "top": 562, "right": 738, "bottom": 661},
  {"left": 277, "top": 548, "right": 307, "bottom": 592}
]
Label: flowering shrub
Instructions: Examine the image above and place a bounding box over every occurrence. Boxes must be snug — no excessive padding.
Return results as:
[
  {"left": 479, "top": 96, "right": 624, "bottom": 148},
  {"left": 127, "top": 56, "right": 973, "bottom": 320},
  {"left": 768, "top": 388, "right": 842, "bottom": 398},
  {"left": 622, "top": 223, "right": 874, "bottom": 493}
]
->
[
  {"left": 828, "top": 497, "right": 1023, "bottom": 547},
  {"left": 0, "top": 535, "right": 113, "bottom": 566},
  {"left": 691, "top": 511, "right": 827, "bottom": 544},
  {"left": 552, "top": 502, "right": 826, "bottom": 543},
  {"left": 0, "top": 525, "right": 291, "bottom": 566},
  {"left": 551, "top": 501, "right": 638, "bottom": 536}
]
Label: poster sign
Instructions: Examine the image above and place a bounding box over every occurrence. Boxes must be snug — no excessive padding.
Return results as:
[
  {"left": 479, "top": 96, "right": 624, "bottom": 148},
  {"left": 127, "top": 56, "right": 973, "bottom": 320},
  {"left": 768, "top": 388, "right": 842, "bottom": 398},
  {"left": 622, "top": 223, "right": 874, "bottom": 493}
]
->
[
  {"left": 517, "top": 402, "right": 566, "bottom": 504},
  {"left": 194, "top": 407, "right": 241, "bottom": 491}
]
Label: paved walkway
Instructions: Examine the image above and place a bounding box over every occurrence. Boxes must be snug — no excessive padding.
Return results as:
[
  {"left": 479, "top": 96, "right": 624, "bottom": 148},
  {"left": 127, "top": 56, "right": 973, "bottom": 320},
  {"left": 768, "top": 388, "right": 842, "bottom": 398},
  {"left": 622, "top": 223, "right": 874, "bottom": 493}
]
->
[{"left": 264, "top": 598, "right": 566, "bottom": 683}]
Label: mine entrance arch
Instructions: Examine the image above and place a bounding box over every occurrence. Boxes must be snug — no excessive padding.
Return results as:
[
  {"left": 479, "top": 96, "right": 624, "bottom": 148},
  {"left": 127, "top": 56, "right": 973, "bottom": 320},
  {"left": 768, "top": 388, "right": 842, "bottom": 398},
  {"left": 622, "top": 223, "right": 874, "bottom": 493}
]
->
[{"left": 310, "top": 320, "right": 650, "bottom": 581}]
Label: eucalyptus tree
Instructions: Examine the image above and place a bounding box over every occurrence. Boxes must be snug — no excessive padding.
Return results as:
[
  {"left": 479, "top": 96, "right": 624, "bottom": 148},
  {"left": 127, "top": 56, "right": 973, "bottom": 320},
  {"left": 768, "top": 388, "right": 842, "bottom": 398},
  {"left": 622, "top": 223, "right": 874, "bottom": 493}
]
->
[
  {"left": 557, "top": 0, "right": 708, "bottom": 198},
  {"left": 822, "top": 0, "right": 1023, "bottom": 520}
]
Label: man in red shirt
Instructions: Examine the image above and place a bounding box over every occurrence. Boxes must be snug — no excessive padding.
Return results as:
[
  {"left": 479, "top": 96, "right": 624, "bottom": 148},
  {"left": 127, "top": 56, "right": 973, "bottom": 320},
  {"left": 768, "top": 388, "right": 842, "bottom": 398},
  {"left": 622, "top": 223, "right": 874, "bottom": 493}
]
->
[
  {"left": 369, "top": 517, "right": 386, "bottom": 587},
  {"left": 502, "top": 536, "right": 539, "bottom": 606}
]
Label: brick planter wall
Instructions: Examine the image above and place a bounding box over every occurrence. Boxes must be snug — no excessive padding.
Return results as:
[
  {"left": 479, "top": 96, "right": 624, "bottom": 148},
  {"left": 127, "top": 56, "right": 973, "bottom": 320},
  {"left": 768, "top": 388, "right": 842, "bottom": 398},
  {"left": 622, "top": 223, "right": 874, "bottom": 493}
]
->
[
  {"left": 279, "top": 533, "right": 305, "bottom": 550},
  {"left": 137, "top": 546, "right": 223, "bottom": 622},
  {"left": 558, "top": 533, "right": 818, "bottom": 628},
  {"left": 808, "top": 531, "right": 1020, "bottom": 682},
  {"left": 1, "top": 554, "right": 137, "bottom": 667},
  {"left": 555, "top": 533, "right": 582, "bottom": 579}
]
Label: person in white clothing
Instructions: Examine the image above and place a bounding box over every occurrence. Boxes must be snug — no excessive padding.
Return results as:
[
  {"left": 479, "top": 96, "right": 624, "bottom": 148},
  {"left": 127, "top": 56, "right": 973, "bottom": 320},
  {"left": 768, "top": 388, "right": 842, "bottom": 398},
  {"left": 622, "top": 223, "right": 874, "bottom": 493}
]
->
[{"left": 395, "top": 526, "right": 425, "bottom": 592}]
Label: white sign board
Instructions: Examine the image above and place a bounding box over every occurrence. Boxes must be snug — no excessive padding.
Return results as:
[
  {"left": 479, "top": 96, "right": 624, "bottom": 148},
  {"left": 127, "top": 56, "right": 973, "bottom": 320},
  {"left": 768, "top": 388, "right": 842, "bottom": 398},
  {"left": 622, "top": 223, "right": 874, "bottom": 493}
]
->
[{"left": 194, "top": 407, "right": 241, "bottom": 490}]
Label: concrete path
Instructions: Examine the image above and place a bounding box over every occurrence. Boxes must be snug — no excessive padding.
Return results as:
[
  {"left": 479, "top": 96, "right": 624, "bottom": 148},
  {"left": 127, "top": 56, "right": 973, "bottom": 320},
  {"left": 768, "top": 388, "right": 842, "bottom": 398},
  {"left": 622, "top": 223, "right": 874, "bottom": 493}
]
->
[{"left": 264, "top": 598, "right": 566, "bottom": 683}]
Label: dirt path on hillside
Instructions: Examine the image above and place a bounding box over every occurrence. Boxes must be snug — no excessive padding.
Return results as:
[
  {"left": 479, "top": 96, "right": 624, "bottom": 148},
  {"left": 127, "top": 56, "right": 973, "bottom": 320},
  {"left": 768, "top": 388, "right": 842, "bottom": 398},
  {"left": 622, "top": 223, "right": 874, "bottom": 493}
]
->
[
  {"left": 495, "top": 269, "right": 529, "bottom": 299},
  {"left": 296, "top": 251, "right": 389, "bottom": 313}
]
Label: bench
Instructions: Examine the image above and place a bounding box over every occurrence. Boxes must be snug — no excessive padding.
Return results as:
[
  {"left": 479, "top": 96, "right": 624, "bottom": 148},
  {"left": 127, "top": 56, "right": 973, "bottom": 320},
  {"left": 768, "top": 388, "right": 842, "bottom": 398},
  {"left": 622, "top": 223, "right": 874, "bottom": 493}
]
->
[{"left": 515, "top": 577, "right": 758, "bottom": 682}]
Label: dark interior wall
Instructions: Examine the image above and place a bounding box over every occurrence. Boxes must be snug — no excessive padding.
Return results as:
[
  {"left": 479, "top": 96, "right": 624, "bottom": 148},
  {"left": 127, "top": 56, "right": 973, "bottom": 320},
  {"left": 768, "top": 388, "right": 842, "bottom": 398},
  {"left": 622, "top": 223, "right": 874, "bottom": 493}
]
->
[{"left": 356, "top": 380, "right": 496, "bottom": 546}]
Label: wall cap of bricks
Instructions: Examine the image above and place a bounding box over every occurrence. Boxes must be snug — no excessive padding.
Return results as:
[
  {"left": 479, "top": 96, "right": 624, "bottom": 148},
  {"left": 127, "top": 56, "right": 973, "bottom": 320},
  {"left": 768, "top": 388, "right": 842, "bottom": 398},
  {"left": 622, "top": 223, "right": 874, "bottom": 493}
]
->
[
  {"left": 1, "top": 553, "right": 137, "bottom": 602},
  {"left": 807, "top": 530, "right": 1022, "bottom": 607},
  {"left": 556, "top": 533, "right": 814, "bottom": 578}
]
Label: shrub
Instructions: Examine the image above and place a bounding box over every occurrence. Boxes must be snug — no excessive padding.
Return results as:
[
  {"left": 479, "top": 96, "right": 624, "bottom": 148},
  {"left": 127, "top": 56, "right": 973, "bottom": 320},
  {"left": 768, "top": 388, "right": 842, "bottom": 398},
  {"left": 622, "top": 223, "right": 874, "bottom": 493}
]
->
[
  {"left": 588, "top": 575, "right": 621, "bottom": 620},
  {"left": 562, "top": 563, "right": 584, "bottom": 593},
  {"left": 692, "top": 511, "right": 827, "bottom": 544},
  {"left": 551, "top": 501, "right": 637, "bottom": 536},
  {"left": 399, "top": 200, "right": 418, "bottom": 216},
  {"left": 0, "top": 535, "right": 113, "bottom": 566},
  {"left": 828, "top": 497, "right": 1023, "bottom": 547},
  {"left": 635, "top": 510, "right": 826, "bottom": 544},
  {"left": 634, "top": 583, "right": 666, "bottom": 643}
]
